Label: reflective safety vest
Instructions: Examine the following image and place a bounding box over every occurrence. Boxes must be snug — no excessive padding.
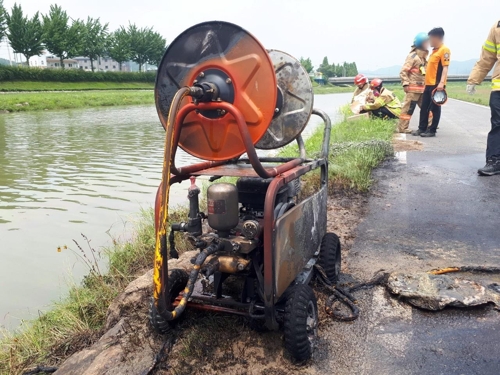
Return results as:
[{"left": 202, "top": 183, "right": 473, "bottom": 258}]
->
[
  {"left": 468, "top": 20, "right": 500, "bottom": 91},
  {"left": 364, "top": 88, "right": 402, "bottom": 117},
  {"left": 400, "top": 47, "right": 428, "bottom": 93}
]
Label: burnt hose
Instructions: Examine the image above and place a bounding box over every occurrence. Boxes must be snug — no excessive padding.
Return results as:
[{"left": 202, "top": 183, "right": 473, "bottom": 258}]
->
[
  {"left": 153, "top": 87, "right": 191, "bottom": 317},
  {"left": 164, "top": 242, "right": 223, "bottom": 320}
]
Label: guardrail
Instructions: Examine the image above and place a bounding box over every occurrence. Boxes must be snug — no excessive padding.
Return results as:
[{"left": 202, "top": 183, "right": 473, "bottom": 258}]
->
[{"left": 327, "top": 75, "right": 490, "bottom": 86}]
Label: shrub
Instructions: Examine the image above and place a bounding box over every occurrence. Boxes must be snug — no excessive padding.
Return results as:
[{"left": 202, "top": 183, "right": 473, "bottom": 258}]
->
[{"left": 0, "top": 65, "right": 156, "bottom": 83}]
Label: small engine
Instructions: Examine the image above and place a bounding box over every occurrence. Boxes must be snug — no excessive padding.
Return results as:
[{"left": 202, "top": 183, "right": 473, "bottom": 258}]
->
[{"left": 236, "top": 177, "right": 299, "bottom": 218}]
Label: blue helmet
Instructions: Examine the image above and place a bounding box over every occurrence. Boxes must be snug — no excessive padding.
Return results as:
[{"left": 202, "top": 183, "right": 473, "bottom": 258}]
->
[{"left": 414, "top": 32, "right": 429, "bottom": 48}]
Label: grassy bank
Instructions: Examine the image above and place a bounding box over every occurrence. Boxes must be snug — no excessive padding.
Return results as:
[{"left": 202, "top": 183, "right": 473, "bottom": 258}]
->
[
  {"left": 0, "top": 90, "right": 154, "bottom": 112},
  {"left": 280, "top": 107, "right": 395, "bottom": 191},
  {"left": 0, "top": 81, "right": 154, "bottom": 92},
  {"left": 445, "top": 81, "right": 491, "bottom": 105},
  {"left": 313, "top": 83, "right": 354, "bottom": 95}
]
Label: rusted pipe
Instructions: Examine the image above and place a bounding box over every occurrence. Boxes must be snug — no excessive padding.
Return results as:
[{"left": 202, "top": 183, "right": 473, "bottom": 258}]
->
[{"left": 173, "top": 102, "right": 304, "bottom": 179}]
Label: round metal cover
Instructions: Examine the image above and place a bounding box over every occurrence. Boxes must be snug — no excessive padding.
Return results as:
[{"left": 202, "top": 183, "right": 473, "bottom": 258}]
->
[
  {"left": 155, "top": 21, "right": 277, "bottom": 161},
  {"left": 256, "top": 50, "right": 314, "bottom": 150}
]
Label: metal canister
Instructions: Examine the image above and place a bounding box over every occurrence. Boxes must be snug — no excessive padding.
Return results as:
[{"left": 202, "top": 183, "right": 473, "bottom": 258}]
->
[{"left": 207, "top": 183, "right": 239, "bottom": 236}]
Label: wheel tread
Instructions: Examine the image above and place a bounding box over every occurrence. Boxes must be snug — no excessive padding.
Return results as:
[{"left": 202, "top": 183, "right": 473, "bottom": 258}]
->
[
  {"left": 317, "top": 233, "right": 341, "bottom": 283},
  {"left": 283, "top": 284, "right": 318, "bottom": 361}
]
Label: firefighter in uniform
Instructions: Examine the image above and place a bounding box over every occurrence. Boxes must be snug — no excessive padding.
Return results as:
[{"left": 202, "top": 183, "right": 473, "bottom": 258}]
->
[
  {"left": 361, "top": 79, "right": 402, "bottom": 119},
  {"left": 467, "top": 20, "right": 500, "bottom": 176},
  {"left": 412, "top": 27, "right": 450, "bottom": 137},
  {"left": 352, "top": 74, "right": 370, "bottom": 104},
  {"left": 398, "top": 32, "right": 432, "bottom": 133}
]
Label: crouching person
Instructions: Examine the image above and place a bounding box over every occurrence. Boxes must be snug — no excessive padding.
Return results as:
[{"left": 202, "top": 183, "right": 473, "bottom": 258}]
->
[
  {"left": 361, "top": 79, "right": 402, "bottom": 119},
  {"left": 352, "top": 74, "right": 371, "bottom": 105}
]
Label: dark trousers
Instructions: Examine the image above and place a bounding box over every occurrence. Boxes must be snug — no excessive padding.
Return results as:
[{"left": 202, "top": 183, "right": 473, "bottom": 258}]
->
[
  {"left": 419, "top": 85, "right": 441, "bottom": 133},
  {"left": 487, "top": 91, "right": 500, "bottom": 159},
  {"left": 361, "top": 106, "right": 398, "bottom": 119}
]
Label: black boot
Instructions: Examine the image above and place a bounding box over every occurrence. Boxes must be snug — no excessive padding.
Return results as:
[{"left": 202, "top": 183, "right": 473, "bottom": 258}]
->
[
  {"left": 420, "top": 131, "right": 436, "bottom": 137},
  {"left": 478, "top": 157, "right": 500, "bottom": 176},
  {"left": 411, "top": 129, "right": 424, "bottom": 136}
]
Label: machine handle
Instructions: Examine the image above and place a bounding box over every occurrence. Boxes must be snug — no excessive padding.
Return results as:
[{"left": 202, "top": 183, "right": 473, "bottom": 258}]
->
[{"left": 311, "top": 108, "right": 332, "bottom": 160}]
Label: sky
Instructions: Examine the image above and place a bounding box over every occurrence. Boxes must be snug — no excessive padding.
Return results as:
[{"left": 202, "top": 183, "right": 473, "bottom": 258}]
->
[{"left": 0, "top": 0, "right": 498, "bottom": 70}]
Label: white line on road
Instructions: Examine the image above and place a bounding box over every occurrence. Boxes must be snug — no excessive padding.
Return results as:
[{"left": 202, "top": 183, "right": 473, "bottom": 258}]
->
[{"left": 448, "top": 98, "right": 489, "bottom": 109}]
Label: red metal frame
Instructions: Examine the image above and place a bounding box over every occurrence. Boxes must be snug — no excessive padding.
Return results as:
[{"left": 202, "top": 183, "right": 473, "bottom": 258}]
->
[{"left": 157, "top": 101, "right": 329, "bottom": 328}]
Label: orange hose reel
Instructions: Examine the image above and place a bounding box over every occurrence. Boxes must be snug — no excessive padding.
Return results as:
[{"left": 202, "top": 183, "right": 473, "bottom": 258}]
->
[{"left": 155, "top": 21, "right": 277, "bottom": 161}]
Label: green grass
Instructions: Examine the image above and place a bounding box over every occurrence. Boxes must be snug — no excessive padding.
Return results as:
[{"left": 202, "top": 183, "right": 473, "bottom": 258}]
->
[
  {"left": 0, "top": 81, "right": 154, "bottom": 92},
  {"left": 279, "top": 107, "right": 395, "bottom": 191},
  {"left": 313, "top": 84, "right": 354, "bottom": 95},
  {"left": 0, "top": 208, "right": 189, "bottom": 375},
  {"left": 0, "top": 90, "right": 154, "bottom": 112},
  {"left": 445, "top": 81, "right": 491, "bottom": 105}
]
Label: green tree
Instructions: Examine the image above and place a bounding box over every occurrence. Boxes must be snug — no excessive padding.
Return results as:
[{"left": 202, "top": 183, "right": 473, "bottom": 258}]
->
[
  {"left": 79, "top": 17, "right": 108, "bottom": 72},
  {"left": 318, "top": 56, "right": 335, "bottom": 80},
  {"left": 42, "top": 4, "right": 83, "bottom": 68},
  {"left": 128, "top": 24, "right": 166, "bottom": 71},
  {"left": 108, "top": 27, "right": 130, "bottom": 71},
  {"left": 300, "top": 57, "right": 313, "bottom": 73},
  {"left": 347, "top": 62, "right": 358, "bottom": 76},
  {"left": 0, "top": 0, "right": 6, "bottom": 40},
  {"left": 5, "top": 3, "right": 44, "bottom": 65},
  {"left": 147, "top": 30, "right": 167, "bottom": 67}
]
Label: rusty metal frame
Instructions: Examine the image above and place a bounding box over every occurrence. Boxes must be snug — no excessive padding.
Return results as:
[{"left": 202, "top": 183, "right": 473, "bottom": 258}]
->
[{"left": 158, "top": 102, "right": 332, "bottom": 330}]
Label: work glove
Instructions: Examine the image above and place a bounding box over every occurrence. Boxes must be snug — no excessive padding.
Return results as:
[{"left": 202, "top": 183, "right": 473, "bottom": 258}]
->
[{"left": 466, "top": 84, "right": 476, "bottom": 95}]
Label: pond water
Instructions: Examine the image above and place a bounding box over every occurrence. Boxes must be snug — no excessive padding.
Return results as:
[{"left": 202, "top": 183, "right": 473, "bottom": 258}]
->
[{"left": 0, "top": 93, "right": 350, "bottom": 328}]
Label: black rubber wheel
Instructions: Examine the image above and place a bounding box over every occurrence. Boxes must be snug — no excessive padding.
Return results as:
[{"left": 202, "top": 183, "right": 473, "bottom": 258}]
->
[
  {"left": 317, "top": 233, "right": 341, "bottom": 284},
  {"left": 149, "top": 268, "right": 189, "bottom": 334},
  {"left": 283, "top": 284, "right": 318, "bottom": 361}
]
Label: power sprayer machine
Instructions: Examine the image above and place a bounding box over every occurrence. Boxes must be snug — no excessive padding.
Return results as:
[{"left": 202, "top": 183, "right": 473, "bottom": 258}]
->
[{"left": 150, "top": 21, "right": 341, "bottom": 361}]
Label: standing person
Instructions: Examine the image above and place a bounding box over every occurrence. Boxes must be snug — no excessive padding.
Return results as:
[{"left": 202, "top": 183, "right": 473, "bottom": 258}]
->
[
  {"left": 399, "top": 32, "right": 431, "bottom": 133},
  {"left": 352, "top": 74, "right": 370, "bottom": 104},
  {"left": 467, "top": 20, "right": 500, "bottom": 176},
  {"left": 412, "top": 27, "right": 450, "bottom": 137},
  {"left": 360, "top": 79, "right": 402, "bottom": 119}
]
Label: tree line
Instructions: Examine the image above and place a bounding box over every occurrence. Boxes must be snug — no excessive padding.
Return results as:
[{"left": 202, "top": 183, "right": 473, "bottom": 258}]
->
[
  {"left": 300, "top": 56, "right": 358, "bottom": 79},
  {"left": 0, "top": 1, "right": 166, "bottom": 71}
]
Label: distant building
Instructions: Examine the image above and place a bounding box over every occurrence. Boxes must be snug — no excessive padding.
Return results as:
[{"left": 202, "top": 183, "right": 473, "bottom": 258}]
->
[
  {"left": 74, "top": 56, "right": 129, "bottom": 72},
  {"left": 310, "top": 71, "right": 326, "bottom": 85},
  {"left": 47, "top": 56, "right": 78, "bottom": 69},
  {"left": 29, "top": 51, "right": 79, "bottom": 69},
  {"left": 27, "top": 50, "right": 141, "bottom": 73},
  {"left": 29, "top": 54, "right": 47, "bottom": 68}
]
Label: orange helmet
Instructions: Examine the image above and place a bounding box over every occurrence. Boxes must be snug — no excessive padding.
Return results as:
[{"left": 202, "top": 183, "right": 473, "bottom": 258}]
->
[
  {"left": 354, "top": 74, "right": 368, "bottom": 86},
  {"left": 370, "top": 78, "right": 383, "bottom": 91}
]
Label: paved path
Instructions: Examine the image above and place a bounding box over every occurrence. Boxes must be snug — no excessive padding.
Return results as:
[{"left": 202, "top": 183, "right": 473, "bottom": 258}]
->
[{"left": 321, "top": 99, "right": 500, "bottom": 375}]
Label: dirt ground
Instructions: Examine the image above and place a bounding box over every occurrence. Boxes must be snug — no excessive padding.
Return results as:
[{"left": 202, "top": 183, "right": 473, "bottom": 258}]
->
[{"left": 392, "top": 136, "right": 423, "bottom": 152}]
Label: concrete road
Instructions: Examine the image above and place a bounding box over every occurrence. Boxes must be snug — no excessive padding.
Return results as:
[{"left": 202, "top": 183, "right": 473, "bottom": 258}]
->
[{"left": 322, "top": 99, "right": 500, "bottom": 375}]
